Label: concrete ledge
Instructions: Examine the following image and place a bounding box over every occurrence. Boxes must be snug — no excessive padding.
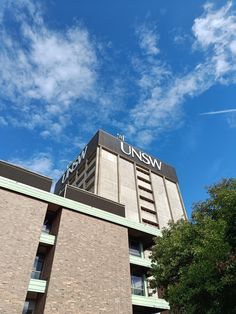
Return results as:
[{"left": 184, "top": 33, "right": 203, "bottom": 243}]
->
[
  {"left": 0, "top": 176, "right": 161, "bottom": 237},
  {"left": 39, "top": 233, "right": 55, "bottom": 245},
  {"left": 28, "top": 279, "right": 47, "bottom": 293},
  {"left": 132, "top": 295, "right": 170, "bottom": 310},
  {"left": 129, "top": 255, "right": 151, "bottom": 268}
]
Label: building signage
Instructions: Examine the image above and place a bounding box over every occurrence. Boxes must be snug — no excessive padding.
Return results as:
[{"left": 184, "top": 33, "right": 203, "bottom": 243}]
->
[
  {"left": 61, "top": 146, "right": 88, "bottom": 183},
  {"left": 120, "top": 142, "right": 162, "bottom": 171}
]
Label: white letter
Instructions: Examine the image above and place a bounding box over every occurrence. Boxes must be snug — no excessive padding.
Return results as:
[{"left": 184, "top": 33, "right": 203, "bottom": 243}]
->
[
  {"left": 131, "top": 147, "right": 142, "bottom": 161},
  {"left": 77, "top": 146, "right": 88, "bottom": 165},
  {"left": 61, "top": 172, "right": 67, "bottom": 184},
  {"left": 121, "top": 142, "right": 131, "bottom": 155},
  {"left": 149, "top": 157, "right": 162, "bottom": 170},
  {"left": 141, "top": 152, "right": 150, "bottom": 165}
]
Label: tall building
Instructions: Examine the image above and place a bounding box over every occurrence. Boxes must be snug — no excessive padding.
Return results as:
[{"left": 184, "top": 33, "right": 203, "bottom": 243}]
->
[
  {"left": 55, "top": 130, "right": 187, "bottom": 228},
  {"left": 0, "top": 130, "right": 186, "bottom": 314}
]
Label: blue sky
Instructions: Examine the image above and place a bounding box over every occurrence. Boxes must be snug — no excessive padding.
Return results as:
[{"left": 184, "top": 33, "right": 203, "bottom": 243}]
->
[{"left": 0, "top": 0, "right": 236, "bottom": 217}]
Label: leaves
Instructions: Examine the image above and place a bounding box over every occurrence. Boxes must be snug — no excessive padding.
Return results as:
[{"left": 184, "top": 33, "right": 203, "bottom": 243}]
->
[{"left": 151, "top": 178, "right": 236, "bottom": 314}]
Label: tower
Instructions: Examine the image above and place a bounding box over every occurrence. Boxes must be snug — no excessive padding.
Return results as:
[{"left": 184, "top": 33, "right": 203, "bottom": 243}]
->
[{"left": 55, "top": 129, "right": 187, "bottom": 229}]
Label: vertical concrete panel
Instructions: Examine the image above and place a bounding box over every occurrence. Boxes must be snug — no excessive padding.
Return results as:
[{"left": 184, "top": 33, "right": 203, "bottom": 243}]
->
[
  {"left": 151, "top": 173, "right": 172, "bottom": 229},
  {"left": 98, "top": 149, "right": 118, "bottom": 202},
  {"left": 44, "top": 210, "right": 132, "bottom": 314},
  {"left": 165, "top": 179, "right": 185, "bottom": 221},
  {"left": 0, "top": 189, "right": 47, "bottom": 314},
  {"left": 119, "top": 158, "right": 139, "bottom": 222}
]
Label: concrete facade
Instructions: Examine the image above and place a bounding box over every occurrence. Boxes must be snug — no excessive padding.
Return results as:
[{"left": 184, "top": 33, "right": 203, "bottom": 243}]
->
[
  {"left": 55, "top": 131, "right": 187, "bottom": 230},
  {"left": 119, "top": 157, "right": 139, "bottom": 222},
  {"left": 44, "top": 210, "right": 132, "bottom": 314},
  {"left": 151, "top": 173, "right": 173, "bottom": 228},
  {"left": 95, "top": 147, "right": 186, "bottom": 229},
  {"left": 0, "top": 189, "right": 47, "bottom": 314},
  {"left": 98, "top": 149, "right": 119, "bottom": 202}
]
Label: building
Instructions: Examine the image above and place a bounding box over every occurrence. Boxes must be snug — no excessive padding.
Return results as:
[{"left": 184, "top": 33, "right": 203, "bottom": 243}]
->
[
  {"left": 55, "top": 130, "right": 186, "bottom": 229},
  {"left": 0, "top": 130, "right": 186, "bottom": 314}
]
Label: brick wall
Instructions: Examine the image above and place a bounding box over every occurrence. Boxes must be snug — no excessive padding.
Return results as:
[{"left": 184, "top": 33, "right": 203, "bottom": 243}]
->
[
  {"left": 0, "top": 189, "right": 47, "bottom": 314},
  {"left": 44, "top": 209, "right": 132, "bottom": 314}
]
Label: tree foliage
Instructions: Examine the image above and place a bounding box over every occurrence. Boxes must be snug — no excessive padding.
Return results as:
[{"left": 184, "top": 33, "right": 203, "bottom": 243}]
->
[{"left": 151, "top": 179, "right": 236, "bottom": 314}]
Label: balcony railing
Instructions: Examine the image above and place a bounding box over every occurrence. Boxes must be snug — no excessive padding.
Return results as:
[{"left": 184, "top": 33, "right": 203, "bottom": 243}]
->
[
  {"left": 31, "top": 270, "right": 41, "bottom": 280},
  {"left": 129, "top": 248, "right": 141, "bottom": 257},
  {"left": 131, "top": 287, "right": 145, "bottom": 296},
  {"left": 41, "top": 223, "right": 51, "bottom": 234}
]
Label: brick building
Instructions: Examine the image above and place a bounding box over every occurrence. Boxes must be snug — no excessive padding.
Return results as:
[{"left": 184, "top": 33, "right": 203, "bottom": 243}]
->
[{"left": 0, "top": 130, "right": 186, "bottom": 313}]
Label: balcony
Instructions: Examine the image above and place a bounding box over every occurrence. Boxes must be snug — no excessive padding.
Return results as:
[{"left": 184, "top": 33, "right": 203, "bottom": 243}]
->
[
  {"left": 129, "top": 255, "right": 151, "bottom": 268},
  {"left": 130, "top": 245, "right": 170, "bottom": 313},
  {"left": 28, "top": 278, "right": 47, "bottom": 293},
  {"left": 39, "top": 232, "right": 55, "bottom": 245},
  {"left": 31, "top": 270, "right": 41, "bottom": 280},
  {"left": 131, "top": 275, "right": 145, "bottom": 296},
  {"left": 132, "top": 294, "right": 170, "bottom": 312}
]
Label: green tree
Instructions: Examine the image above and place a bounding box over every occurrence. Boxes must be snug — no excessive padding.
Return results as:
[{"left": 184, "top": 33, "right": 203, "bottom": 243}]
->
[{"left": 151, "top": 179, "right": 236, "bottom": 314}]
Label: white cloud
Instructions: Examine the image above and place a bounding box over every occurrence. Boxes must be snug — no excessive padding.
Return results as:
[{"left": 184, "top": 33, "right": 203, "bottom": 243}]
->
[
  {"left": 192, "top": 0, "right": 236, "bottom": 78},
  {"left": 0, "top": 116, "right": 8, "bottom": 126},
  {"left": 136, "top": 24, "right": 160, "bottom": 56},
  {"left": 128, "top": 2, "right": 236, "bottom": 145},
  {"left": 174, "top": 33, "right": 190, "bottom": 45},
  {"left": 0, "top": 0, "right": 114, "bottom": 137},
  {"left": 192, "top": 1, "right": 234, "bottom": 49},
  {"left": 10, "top": 153, "right": 62, "bottom": 182},
  {"left": 200, "top": 109, "right": 236, "bottom": 115},
  {"left": 1, "top": 0, "right": 236, "bottom": 147}
]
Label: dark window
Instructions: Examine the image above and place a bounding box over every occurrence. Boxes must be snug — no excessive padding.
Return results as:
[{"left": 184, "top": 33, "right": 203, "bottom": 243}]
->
[
  {"left": 22, "top": 300, "right": 35, "bottom": 314},
  {"left": 41, "top": 220, "right": 51, "bottom": 234},
  {"left": 129, "top": 239, "right": 141, "bottom": 257},
  {"left": 31, "top": 254, "right": 44, "bottom": 279},
  {"left": 131, "top": 275, "right": 145, "bottom": 296},
  {"left": 42, "top": 211, "right": 55, "bottom": 234}
]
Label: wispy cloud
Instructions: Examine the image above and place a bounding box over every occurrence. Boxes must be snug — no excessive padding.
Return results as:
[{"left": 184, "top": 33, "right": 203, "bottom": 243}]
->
[
  {"left": 192, "top": 1, "right": 236, "bottom": 78},
  {"left": 136, "top": 23, "right": 160, "bottom": 56},
  {"left": 200, "top": 109, "right": 236, "bottom": 115},
  {"left": 126, "top": 1, "right": 236, "bottom": 145},
  {"left": 0, "top": 0, "right": 98, "bottom": 135},
  {"left": 10, "top": 153, "right": 62, "bottom": 181},
  {"left": 1, "top": 0, "right": 236, "bottom": 149},
  {"left": 0, "top": 116, "right": 8, "bottom": 126},
  {"left": 0, "top": 0, "right": 125, "bottom": 140}
]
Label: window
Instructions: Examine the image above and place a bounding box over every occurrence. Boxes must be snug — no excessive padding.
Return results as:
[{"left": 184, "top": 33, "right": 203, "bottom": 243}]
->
[
  {"left": 131, "top": 275, "right": 145, "bottom": 296},
  {"left": 42, "top": 211, "right": 55, "bottom": 234},
  {"left": 31, "top": 254, "right": 44, "bottom": 279},
  {"left": 142, "top": 218, "right": 159, "bottom": 228},
  {"left": 41, "top": 219, "right": 51, "bottom": 234},
  {"left": 141, "top": 206, "right": 156, "bottom": 215},
  {"left": 22, "top": 300, "right": 35, "bottom": 314},
  {"left": 129, "top": 239, "right": 141, "bottom": 257}
]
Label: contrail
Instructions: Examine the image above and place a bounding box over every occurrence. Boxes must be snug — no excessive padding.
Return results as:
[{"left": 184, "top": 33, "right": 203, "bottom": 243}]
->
[{"left": 200, "top": 109, "right": 236, "bottom": 115}]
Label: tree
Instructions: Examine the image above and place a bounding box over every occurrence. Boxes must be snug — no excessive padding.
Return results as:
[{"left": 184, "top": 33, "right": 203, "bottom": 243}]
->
[{"left": 150, "top": 179, "right": 236, "bottom": 314}]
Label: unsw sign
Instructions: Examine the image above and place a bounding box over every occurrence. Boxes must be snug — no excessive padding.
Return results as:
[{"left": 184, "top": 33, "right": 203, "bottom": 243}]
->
[
  {"left": 61, "top": 146, "right": 88, "bottom": 183},
  {"left": 120, "top": 142, "right": 162, "bottom": 171},
  {"left": 60, "top": 141, "right": 162, "bottom": 184}
]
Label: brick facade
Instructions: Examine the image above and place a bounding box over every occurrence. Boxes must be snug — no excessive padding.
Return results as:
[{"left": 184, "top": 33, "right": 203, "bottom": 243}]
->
[
  {"left": 0, "top": 189, "right": 47, "bottom": 314},
  {"left": 44, "top": 209, "right": 132, "bottom": 314}
]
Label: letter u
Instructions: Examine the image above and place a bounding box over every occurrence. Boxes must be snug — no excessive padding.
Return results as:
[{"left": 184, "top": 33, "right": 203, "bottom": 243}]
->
[{"left": 120, "top": 142, "right": 131, "bottom": 155}]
